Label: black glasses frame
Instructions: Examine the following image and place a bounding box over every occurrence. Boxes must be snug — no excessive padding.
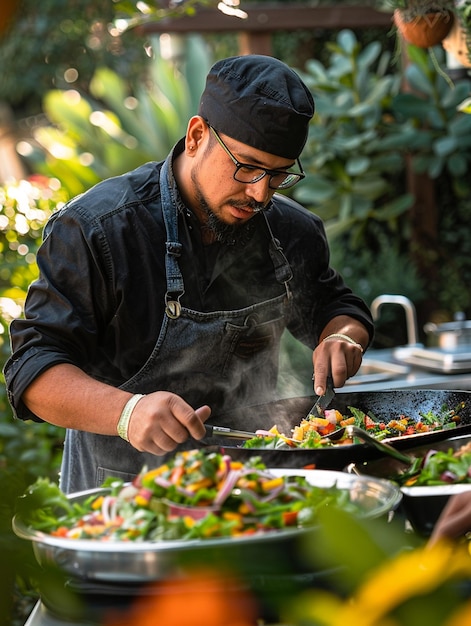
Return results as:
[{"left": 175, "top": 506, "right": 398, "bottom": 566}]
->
[{"left": 208, "top": 125, "right": 305, "bottom": 190}]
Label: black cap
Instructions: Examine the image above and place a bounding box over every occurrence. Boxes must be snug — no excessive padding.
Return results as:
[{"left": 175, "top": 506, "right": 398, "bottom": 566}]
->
[{"left": 198, "top": 55, "right": 315, "bottom": 160}]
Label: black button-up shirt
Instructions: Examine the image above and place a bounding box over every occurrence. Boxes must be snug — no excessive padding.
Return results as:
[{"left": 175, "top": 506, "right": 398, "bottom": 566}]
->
[{"left": 4, "top": 142, "right": 374, "bottom": 421}]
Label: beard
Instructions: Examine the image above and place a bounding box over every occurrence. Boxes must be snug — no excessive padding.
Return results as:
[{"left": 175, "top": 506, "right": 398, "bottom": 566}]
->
[
  {"left": 191, "top": 172, "right": 266, "bottom": 246},
  {"left": 205, "top": 210, "right": 239, "bottom": 245}
]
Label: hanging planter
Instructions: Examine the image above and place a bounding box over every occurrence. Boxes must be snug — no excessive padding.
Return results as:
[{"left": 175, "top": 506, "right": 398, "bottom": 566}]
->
[{"left": 392, "top": 1, "right": 455, "bottom": 48}]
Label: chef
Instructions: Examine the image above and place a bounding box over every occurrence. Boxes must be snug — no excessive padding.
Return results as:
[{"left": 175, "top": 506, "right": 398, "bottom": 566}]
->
[{"left": 4, "top": 55, "right": 374, "bottom": 493}]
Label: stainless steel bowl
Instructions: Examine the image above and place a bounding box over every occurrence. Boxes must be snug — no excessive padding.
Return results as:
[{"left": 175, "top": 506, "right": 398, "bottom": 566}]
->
[
  {"left": 12, "top": 469, "right": 401, "bottom": 583},
  {"left": 347, "top": 434, "right": 471, "bottom": 536}
]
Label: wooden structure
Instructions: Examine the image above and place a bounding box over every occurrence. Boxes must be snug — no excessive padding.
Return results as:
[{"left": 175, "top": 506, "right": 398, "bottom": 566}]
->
[{"left": 136, "top": 4, "right": 393, "bottom": 55}]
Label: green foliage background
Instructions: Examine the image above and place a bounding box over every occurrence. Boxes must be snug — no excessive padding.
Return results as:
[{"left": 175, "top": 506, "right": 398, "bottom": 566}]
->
[
  {"left": 0, "top": 178, "right": 67, "bottom": 624},
  {"left": 2, "top": 2, "right": 471, "bottom": 622},
  {"left": 0, "top": 37, "right": 213, "bottom": 623}
]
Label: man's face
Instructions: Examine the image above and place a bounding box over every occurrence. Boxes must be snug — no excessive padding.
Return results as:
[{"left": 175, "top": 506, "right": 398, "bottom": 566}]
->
[{"left": 188, "top": 126, "right": 295, "bottom": 243}]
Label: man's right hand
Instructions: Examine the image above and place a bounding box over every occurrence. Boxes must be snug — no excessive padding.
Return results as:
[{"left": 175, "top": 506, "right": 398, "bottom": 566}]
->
[
  {"left": 22, "top": 364, "right": 211, "bottom": 455},
  {"left": 127, "top": 391, "right": 211, "bottom": 455}
]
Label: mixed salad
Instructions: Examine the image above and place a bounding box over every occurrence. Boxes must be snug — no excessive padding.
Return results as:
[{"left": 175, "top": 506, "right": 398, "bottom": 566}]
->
[
  {"left": 16, "top": 449, "right": 363, "bottom": 542},
  {"left": 242, "top": 402, "right": 466, "bottom": 450},
  {"left": 393, "top": 442, "right": 471, "bottom": 487}
]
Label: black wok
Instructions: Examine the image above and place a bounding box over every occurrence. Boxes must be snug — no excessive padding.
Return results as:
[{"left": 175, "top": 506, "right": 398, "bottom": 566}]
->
[{"left": 208, "top": 389, "right": 471, "bottom": 470}]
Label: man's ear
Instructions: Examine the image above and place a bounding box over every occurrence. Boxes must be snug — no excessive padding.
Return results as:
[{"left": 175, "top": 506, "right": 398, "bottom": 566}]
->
[{"left": 185, "top": 116, "right": 207, "bottom": 154}]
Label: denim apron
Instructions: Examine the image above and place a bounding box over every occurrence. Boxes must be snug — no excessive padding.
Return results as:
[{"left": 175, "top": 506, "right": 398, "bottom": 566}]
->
[{"left": 60, "top": 157, "right": 293, "bottom": 493}]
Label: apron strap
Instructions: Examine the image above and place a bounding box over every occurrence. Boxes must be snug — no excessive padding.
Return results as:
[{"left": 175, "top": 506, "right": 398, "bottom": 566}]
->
[
  {"left": 160, "top": 157, "right": 185, "bottom": 317},
  {"left": 159, "top": 157, "right": 293, "bottom": 308},
  {"left": 263, "top": 213, "right": 293, "bottom": 299}
]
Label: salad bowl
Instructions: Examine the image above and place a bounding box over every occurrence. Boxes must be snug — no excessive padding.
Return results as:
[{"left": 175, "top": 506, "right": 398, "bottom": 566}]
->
[{"left": 13, "top": 468, "right": 401, "bottom": 583}]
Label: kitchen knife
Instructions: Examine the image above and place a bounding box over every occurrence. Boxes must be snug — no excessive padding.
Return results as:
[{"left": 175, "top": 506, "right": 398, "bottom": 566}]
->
[
  {"left": 204, "top": 424, "right": 259, "bottom": 440},
  {"left": 307, "top": 375, "right": 335, "bottom": 418}
]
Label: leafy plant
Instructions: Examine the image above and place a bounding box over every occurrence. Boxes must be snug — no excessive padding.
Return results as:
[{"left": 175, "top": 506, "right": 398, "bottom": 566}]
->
[
  {"left": 20, "top": 35, "right": 212, "bottom": 196},
  {"left": 294, "top": 29, "right": 414, "bottom": 250},
  {"left": 455, "top": 0, "right": 471, "bottom": 42},
  {"left": 384, "top": 0, "right": 456, "bottom": 20},
  {"left": 0, "top": 176, "right": 68, "bottom": 625},
  {"left": 0, "top": 0, "right": 219, "bottom": 115},
  {"left": 0, "top": 0, "right": 147, "bottom": 115},
  {"left": 391, "top": 44, "right": 471, "bottom": 180},
  {"left": 0, "top": 176, "right": 68, "bottom": 364},
  {"left": 291, "top": 30, "right": 471, "bottom": 324},
  {"left": 286, "top": 506, "right": 471, "bottom": 626},
  {"left": 331, "top": 231, "right": 425, "bottom": 304}
]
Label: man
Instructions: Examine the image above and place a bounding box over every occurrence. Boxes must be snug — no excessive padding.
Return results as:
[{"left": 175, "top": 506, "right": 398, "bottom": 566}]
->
[{"left": 4, "top": 55, "right": 374, "bottom": 493}]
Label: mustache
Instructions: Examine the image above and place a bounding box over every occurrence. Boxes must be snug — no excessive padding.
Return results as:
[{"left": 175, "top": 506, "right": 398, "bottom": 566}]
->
[{"left": 229, "top": 200, "right": 267, "bottom": 213}]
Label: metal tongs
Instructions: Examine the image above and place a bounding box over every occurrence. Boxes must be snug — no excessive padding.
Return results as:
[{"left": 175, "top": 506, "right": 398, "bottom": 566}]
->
[
  {"left": 325, "top": 425, "right": 413, "bottom": 465},
  {"left": 204, "top": 424, "right": 259, "bottom": 440},
  {"left": 307, "top": 375, "right": 335, "bottom": 418}
]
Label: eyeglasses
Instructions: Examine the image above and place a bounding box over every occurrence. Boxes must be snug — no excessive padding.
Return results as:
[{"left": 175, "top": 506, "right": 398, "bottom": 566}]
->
[{"left": 208, "top": 125, "right": 305, "bottom": 190}]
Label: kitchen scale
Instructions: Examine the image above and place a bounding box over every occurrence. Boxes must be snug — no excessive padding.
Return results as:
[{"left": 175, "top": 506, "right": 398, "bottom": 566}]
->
[{"left": 394, "top": 346, "right": 471, "bottom": 374}]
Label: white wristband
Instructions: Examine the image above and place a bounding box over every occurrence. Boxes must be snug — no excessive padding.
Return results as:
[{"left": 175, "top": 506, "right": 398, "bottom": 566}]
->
[
  {"left": 117, "top": 394, "right": 145, "bottom": 442},
  {"left": 322, "top": 333, "right": 364, "bottom": 353}
]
